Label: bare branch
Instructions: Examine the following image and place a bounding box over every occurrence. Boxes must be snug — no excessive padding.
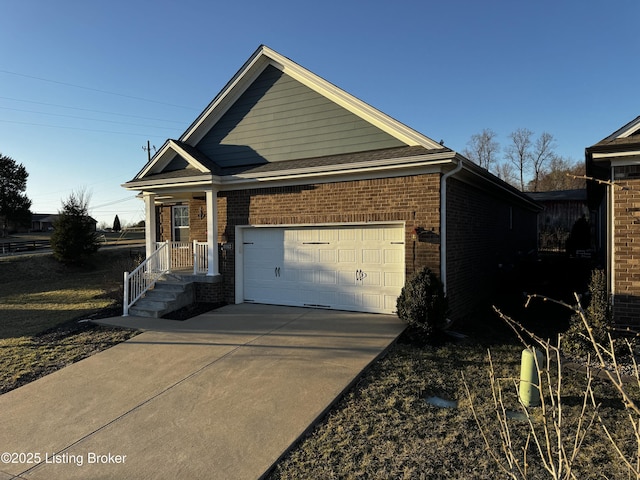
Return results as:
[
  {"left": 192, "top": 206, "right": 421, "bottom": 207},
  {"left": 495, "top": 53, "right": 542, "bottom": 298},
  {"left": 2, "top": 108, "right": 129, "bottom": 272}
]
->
[{"left": 566, "top": 173, "right": 627, "bottom": 190}]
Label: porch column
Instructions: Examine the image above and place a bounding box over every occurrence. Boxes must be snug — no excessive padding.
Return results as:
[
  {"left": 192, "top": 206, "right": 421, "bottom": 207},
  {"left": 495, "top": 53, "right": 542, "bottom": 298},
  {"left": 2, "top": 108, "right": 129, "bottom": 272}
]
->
[
  {"left": 206, "top": 189, "right": 219, "bottom": 276},
  {"left": 143, "top": 192, "right": 156, "bottom": 259}
]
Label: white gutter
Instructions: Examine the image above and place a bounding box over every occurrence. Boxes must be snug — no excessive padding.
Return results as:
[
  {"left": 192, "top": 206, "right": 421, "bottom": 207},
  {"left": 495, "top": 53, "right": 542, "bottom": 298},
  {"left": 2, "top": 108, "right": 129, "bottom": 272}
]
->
[{"left": 440, "top": 157, "right": 464, "bottom": 295}]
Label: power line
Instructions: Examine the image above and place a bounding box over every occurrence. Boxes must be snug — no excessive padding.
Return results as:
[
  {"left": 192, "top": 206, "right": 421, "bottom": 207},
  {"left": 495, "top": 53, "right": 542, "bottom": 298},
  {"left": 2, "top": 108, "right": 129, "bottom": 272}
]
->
[
  {"left": 0, "top": 118, "right": 170, "bottom": 138},
  {"left": 0, "top": 69, "right": 198, "bottom": 110},
  {"left": 0, "top": 105, "right": 179, "bottom": 130},
  {"left": 91, "top": 196, "right": 138, "bottom": 209},
  {"left": 0, "top": 95, "right": 187, "bottom": 124}
]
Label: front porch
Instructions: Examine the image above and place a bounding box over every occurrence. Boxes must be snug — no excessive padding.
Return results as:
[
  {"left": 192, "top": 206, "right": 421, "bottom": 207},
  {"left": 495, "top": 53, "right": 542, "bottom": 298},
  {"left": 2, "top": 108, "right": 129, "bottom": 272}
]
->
[
  {"left": 123, "top": 189, "right": 223, "bottom": 316},
  {"left": 123, "top": 241, "right": 223, "bottom": 317}
]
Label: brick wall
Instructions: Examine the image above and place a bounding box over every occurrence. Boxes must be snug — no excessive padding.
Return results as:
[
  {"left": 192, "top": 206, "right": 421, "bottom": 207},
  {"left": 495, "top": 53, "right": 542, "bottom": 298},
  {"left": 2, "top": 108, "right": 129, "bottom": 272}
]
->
[
  {"left": 195, "top": 281, "right": 224, "bottom": 304},
  {"left": 217, "top": 174, "right": 442, "bottom": 305},
  {"left": 189, "top": 199, "right": 207, "bottom": 242},
  {"left": 157, "top": 200, "right": 209, "bottom": 243},
  {"left": 446, "top": 177, "right": 538, "bottom": 319},
  {"left": 152, "top": 173, "right": 538, "bottom": 322},
  {"left": 612, "top": 166, "right": 640, "bottom": 325}
]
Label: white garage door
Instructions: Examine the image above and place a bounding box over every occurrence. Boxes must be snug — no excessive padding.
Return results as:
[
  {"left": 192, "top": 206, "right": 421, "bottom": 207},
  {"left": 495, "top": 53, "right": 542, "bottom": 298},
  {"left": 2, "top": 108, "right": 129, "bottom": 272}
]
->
[{"left": 242, "top": 225, "right": 405, "bottom": 314}]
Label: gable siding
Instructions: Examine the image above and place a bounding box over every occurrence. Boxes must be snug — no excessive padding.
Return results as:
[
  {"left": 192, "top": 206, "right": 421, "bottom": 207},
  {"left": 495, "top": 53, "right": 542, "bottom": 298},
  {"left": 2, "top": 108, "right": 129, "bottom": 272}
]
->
[
  {"left": 163, "top": 154, "right": 190, "bottom": 172},
  {"left": 197, "top": 65, "right": 405, "bottom": 167}
]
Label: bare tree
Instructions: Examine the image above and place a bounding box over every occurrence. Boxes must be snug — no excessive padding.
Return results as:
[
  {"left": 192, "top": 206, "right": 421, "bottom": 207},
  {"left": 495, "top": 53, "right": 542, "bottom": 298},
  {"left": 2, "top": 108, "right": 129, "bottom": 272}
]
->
[
  {"left": 505, "top": 128, "right": 534, "bottom": 191},
  {"left": 530, "top": 132, "right": 557, "bottom": 192},
  {"left": 528, "top": 156, "right": 585, "bottom": 191},
  {"left": 495, "top": 161, "right": 519, "bottom": 188},
  {"left": 463, "top": 128, "right": 501, "bottom": 172}
]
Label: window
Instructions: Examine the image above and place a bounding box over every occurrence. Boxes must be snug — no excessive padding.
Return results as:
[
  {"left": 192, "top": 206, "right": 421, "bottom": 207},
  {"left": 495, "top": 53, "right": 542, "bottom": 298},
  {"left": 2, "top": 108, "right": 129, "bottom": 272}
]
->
[{"left": 172, "top": 205, "right": 189, "bottom": 241}]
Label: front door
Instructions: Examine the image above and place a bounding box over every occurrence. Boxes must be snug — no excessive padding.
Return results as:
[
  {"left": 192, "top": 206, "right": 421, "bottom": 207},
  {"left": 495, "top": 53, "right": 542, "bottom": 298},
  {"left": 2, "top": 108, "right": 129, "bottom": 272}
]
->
[{"left": 172, "top": 205, "right": 189, "bottom": 241}]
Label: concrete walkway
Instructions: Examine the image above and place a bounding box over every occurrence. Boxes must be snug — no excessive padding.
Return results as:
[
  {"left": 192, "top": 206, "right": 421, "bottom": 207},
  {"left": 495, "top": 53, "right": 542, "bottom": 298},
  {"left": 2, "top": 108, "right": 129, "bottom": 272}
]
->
[{"left": 0, "top": 304, "right": 405, "bottom": 480}]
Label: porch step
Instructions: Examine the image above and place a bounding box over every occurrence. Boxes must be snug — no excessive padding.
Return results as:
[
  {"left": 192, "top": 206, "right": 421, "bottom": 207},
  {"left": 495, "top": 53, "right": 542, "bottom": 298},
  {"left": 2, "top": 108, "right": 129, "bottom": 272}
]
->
[{"left": 129, "top": 277, "right": 195, "bottom": 318}]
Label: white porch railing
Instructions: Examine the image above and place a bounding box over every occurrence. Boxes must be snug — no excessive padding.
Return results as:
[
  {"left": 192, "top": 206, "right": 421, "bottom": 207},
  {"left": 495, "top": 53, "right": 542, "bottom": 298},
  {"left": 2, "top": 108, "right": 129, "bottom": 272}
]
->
[
  {"left": 123, "top": 241, "right": 170, "bottom": 316},
  {"left": 154, "top": 240, "right": 209, "bottom": 275},
  {"left": 123, "top": 240, "right": 211, "bottom": 315},
  {"left": 194, "top": 241, "right": 208, "bottom": 275}
]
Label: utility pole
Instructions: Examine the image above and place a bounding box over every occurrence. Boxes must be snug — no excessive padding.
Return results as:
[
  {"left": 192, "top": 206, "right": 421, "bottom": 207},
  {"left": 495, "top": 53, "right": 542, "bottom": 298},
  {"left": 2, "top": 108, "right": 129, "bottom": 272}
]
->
[{"left": 142, "top": 141, "right": 156, "bottom": 162}]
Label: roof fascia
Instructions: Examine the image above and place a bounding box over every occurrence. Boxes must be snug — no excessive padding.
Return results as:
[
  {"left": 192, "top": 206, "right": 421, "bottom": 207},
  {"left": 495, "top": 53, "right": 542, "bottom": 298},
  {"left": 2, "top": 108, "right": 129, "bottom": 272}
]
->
[
  {"left": 451, "top": 155, "right": 542, "bottom": 211},
  {"left": 592, "top": 150, "right": 640, "bottom": 161},
  {"left": 180, "top": 45, "right": 442, "bottom": 149},
  {"left": 604, "top": 116, "right": 640, "bottom": 140},
  {"left": 122, "top": 174, "right": 218, "bottom": 191},
  {"left": 218, "top": 161, "right": 452, "bottom": 191},
  {"left": 135, "top": 140, "right": 211, "bottom": 180}
]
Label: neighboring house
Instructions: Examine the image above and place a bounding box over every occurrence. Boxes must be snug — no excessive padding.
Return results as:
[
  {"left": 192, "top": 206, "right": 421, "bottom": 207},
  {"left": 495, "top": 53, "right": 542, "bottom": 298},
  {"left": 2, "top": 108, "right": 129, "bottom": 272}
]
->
[
  {"left": 31, "top": 214, "right": 57, "bottom": 231},
  {"left": 122, "top": 45, "right": 539, "bottom": 321},
  {"left": 586, "top": 115, "right": 640, "bottom": 326},
  {"left": 31, "top": 214, "right": 98, "bottom": 232},
  {"left": 526, "top": 189, "right": 589, "bottom": 253}
]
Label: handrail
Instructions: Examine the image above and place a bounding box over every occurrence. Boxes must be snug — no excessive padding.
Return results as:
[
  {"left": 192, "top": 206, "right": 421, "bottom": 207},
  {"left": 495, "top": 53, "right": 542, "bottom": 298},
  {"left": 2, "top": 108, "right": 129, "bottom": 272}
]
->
[{"left": 123, "top": 241, "right": 170, "bottom": 316}]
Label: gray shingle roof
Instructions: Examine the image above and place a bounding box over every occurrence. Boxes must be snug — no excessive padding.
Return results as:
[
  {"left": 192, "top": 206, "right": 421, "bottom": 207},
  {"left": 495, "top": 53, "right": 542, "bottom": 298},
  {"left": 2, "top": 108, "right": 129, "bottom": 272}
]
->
[{"left": 218, "top": 145, "right": 449, "bottom": 176}]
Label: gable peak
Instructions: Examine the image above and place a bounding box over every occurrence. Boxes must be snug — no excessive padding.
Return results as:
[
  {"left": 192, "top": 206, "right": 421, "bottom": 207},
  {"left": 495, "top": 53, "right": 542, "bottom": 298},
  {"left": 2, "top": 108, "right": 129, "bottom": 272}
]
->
[{"left": 180, "top": 45, "right": 443, "bottom": 150}]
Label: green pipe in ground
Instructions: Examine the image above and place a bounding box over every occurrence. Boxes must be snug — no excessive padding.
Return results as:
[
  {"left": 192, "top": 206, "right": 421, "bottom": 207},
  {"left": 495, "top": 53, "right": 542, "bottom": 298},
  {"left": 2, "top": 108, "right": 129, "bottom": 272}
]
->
[{"left": 519, "top": 348, "right": 544, "bottom": 407}]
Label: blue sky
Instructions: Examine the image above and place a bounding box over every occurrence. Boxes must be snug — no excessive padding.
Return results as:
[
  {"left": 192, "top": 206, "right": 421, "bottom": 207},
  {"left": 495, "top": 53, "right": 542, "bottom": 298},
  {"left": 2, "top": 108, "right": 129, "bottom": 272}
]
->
[{"left": 1, "top": 0, "right": 638, "bottom": 227}]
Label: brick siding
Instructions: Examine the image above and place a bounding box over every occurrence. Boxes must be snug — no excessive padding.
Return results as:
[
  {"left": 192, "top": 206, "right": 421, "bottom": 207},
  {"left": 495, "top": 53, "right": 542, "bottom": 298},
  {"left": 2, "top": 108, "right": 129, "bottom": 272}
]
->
[
  {"left": 154, "top": 173, "right": 537, "bottom": 321},
  {"left": 218, "top": 175, "right": 442, "bottom": 307},
  {"left": 612, "top": 166, "right": 640, "bottom": 325},
  {"left": 446, "top": 177, "right": 538, "bottom": 319}
]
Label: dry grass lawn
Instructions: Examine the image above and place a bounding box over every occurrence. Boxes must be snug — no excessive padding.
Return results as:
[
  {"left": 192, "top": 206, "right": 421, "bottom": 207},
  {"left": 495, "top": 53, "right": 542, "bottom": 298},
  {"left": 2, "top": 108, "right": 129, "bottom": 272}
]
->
[
  {"left": 269, "top": 314, "right": 640, "bottom": 479},
  {"left": 0, "top": 249, "right": 140, "bottom": 393}
]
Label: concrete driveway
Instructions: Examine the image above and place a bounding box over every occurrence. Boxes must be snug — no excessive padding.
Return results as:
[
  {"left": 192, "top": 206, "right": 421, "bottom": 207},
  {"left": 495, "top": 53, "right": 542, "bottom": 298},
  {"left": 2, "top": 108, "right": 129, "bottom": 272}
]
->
[{"left": 0, "top": 304, "right": 405, "bottom": 480}]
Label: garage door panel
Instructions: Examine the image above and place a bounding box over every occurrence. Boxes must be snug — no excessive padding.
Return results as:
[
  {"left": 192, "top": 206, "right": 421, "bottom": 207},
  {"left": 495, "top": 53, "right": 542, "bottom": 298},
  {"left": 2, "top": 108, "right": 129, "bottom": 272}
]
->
[
  {"left": 384, "top": 249, "right": 404, "bottom": 264},
  {"left": 298, "top": 269, "right": 315, "bottom": 283},
  {"left": 338, "top": 269, "right": 356, "bottom": 285},
  {"left": 384, "top": 295, "right": 399, "bottom": 311},
  {"left": 339, "top": 229, "right": 356, "bottom": 241},
  {"left": 316, "top": 270, "right": 337, "bottom": 285},
  {"left": 361, "top": 249, "right": 381, "bottom": 264},
  {"left": 362, "top": 271, "right": 381, "bottom": 286},
  {"left": 243, "top": 225, "right": 405, "bottom": 314},
  {"left": 245, "top": 266, "right": 277, "bottom": 282},
  {"left": 318, "top": 249, "right": 337, "bottom": 264},
  {"left": 362, "top": 294, "right": 381, "bottom": 309},
  {"left": 385, "top": 272, "right": 405, "bottom": 287},
  {"left": 295, "top": 248, "right": 316, "bottom": 263},
  {"left": 338, "top": 249, "right": 356, "bottom": 263},
  {"left": 361, "top": 228, "right": 381, "bottom": 241},
  {"left": 319, "top": 229, "right": 338, "bottom": 242}
]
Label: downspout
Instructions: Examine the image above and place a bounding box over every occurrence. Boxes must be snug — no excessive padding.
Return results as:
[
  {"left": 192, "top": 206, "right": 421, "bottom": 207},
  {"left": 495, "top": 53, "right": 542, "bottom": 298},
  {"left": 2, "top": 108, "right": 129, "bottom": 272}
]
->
[
  {"left": 440, "top": 157, "right": 464, "bottom": 295},
  {"left": 609, "top": 165, "right": 615, "bottom": 306}
]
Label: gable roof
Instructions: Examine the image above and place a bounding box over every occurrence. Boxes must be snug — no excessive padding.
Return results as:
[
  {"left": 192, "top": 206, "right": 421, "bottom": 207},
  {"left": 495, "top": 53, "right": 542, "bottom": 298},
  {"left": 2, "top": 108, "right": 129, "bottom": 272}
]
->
[
  {"left": 588, "top": 115, "right": 640, "bottom": 154},
  {"left": 585, "top": 115, "right": 640, "bottom": 208},
  {"left": 125, "top": 45, "right": 450, "bottom": 189},
  {"left": 180, "top": 45, "right": 443, "bottom": 150}
]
